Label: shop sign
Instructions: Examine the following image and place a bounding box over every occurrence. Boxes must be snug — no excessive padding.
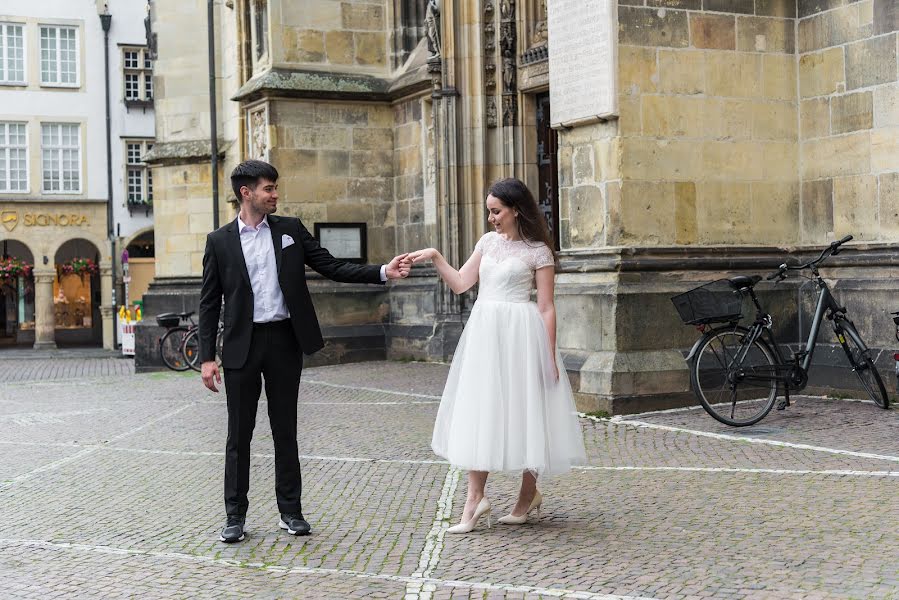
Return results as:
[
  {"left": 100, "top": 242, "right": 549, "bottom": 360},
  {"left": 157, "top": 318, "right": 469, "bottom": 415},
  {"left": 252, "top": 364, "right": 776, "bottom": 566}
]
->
[{"left": 0, "top": 210, "right": 90, "bottom": 231}]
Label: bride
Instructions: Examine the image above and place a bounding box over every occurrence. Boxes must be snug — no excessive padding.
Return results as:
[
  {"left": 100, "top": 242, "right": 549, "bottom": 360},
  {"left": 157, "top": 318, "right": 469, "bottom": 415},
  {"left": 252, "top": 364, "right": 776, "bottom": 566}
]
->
[{"left": 408, "top": 177, "right": 587, "bottom": 534}]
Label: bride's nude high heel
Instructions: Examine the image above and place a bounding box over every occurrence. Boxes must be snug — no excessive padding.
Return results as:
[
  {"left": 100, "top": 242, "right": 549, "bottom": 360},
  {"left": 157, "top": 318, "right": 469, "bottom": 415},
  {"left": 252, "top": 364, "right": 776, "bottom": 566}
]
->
[
  {"left": 497, "top": 490, "right": 542, "bottom": 524},
  {"left": 446, "top": 497, "right": 492, "bottom": 534}
]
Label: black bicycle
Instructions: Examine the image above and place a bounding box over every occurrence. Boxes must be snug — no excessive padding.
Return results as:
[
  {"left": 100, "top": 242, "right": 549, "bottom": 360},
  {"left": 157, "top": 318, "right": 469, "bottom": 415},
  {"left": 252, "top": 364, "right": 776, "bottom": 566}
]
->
[
  {"left": 672, "top": 235, "right": 888, "bottom": 427},
  {"left": 157, "top": 311, "right": 197, "bottom": 371}
]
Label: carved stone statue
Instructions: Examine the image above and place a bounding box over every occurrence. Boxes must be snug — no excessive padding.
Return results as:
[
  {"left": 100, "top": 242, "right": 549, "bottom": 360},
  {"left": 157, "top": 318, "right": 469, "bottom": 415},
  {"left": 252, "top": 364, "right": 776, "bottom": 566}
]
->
[
  {"left": 501, "top": 0, "right": 513, "bottom": 19},
  {"left": 425, "top": 0, "right": 441, "bottom": 57},
  {"left": 250, "top": 109, "right": 267, "bottom": 160}
]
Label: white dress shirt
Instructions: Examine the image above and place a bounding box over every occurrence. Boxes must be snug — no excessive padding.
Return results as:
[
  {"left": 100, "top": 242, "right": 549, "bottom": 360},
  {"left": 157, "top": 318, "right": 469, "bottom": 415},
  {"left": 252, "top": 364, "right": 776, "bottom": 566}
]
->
[{"left": 237, "top": 215, "right": 290, "bottom": 323}]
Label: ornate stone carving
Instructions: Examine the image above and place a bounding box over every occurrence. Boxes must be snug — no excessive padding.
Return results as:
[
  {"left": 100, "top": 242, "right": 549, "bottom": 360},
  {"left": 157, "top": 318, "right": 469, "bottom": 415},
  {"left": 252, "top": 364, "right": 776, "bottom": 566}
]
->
[
  {"left": 486, "top": 97, "right": 498, "bottom": 128},
  {"left": 247, "top": 105, "right": 268, "bottom": 161},
  {"left": 499, "top": 0, "right": 517, "bottom": 125},
  {"left": 502, "top": 96, "right": 516, "bottom": 126},
  {"left": 483, "top": 2, "right": 498, "bottom": 127},
  {"left": 425, "top": 0, "right": 441, "bottom": 57}
]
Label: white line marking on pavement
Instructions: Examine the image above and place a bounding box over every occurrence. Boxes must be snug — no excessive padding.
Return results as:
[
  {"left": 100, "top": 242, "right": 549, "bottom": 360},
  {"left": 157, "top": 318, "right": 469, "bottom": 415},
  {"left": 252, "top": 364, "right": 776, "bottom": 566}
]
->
[
  {"left": 0, "top": 403, "right": 195, "bottom": 490},
  {"left": 406, "top": 465, "right": 461, "bottom": 600},
  {"left": 605, "top": 416, "right": 899, "bottom": 463},
  {"left": 298, "top": 401, "right": 440, "bottom": 406},
  {"left": 616, "top": 394, "right": 877, "bottom": 418},
  {"left": 1, "top": 441, "right": 897, "bottom": 478},
  {"left": 577, "top": 466, "right": 899, "bottom": 477},
  {"left": 302, "top": 379, "right": 443, "bottom": 400},
  {"left": 2, "top": 539, "right": 658, "bottom": 600}
]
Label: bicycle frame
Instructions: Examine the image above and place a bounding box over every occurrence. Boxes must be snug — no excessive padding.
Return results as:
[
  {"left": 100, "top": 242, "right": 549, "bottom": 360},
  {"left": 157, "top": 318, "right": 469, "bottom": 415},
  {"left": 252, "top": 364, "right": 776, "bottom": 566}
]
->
[{"left": 737, "top": 275, "right": 863, "bottom": 390}]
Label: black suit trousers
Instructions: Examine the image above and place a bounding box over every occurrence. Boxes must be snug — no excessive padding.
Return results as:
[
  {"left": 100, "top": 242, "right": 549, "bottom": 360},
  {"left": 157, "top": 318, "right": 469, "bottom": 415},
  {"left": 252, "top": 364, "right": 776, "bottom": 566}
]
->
[{"left": 223, "top": 320, "right": 303, "bottom": 517}]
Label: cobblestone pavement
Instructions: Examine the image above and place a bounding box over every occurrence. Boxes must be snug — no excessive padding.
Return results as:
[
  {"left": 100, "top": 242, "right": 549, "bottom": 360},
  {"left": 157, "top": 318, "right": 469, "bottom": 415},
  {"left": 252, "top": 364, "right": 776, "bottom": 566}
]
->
[{"left": 1, "top": 353, "right": 898, "bottom": 599}]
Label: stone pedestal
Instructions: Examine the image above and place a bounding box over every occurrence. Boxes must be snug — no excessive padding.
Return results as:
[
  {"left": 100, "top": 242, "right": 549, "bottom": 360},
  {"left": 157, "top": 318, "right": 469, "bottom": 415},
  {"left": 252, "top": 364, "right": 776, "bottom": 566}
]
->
[
  {"left": 32, "top": 270, "right": 56, "bottom": 350},
  {"left": 134, "top": 276, "right": 203, "bottom": 372}
]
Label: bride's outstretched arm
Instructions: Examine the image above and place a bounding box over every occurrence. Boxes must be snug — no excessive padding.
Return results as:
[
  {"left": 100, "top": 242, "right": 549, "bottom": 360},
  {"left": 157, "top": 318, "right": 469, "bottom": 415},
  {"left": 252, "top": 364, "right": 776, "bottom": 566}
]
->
[
  {"left": 407, "top": 247, "right": 481, "bottom": 294},
  {"left": 536, "top": 266, "right": 559, "bottom": 380}
]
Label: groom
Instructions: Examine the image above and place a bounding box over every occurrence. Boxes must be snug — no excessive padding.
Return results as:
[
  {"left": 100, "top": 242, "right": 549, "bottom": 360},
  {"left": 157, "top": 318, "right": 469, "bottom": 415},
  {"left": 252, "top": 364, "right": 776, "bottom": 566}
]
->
[{"left": 199, "top": 159, "right": 410, "bottom": 543}]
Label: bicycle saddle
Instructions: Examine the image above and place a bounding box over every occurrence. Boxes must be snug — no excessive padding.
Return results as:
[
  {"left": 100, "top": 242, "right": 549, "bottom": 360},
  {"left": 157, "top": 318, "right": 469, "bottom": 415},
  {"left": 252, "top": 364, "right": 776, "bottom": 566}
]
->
[
  {"left": 178, "top": 311, "right": 195, "bottom": 318},
  {"left": 727, "top": 275, "right": 761, "bottom": 289}
]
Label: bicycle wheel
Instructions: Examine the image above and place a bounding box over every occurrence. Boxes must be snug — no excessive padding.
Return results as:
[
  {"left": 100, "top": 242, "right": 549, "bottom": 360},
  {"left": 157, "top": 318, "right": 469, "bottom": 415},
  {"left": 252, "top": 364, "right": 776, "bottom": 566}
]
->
[
  {"left": 159, "top": 326, "right": 191, "bottom": 371},
  {"left": 836, "top": 322, "right": 889, "bottom": 409},
  {"left": 690, "top": 326, "right": 779, "bottom": 426},
  {"left": 183, "top": 328, "right": 201, "bottom": 372}
]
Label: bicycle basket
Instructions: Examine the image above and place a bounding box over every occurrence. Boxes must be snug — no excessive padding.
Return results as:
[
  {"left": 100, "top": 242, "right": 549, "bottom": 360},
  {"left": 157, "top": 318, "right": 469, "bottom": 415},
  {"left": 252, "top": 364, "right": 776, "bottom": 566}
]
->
[
  {"left": 670, "top": 279, "right": 744, "bottom": 325},
  {"left": 155, "top": 313, "right": 181, "bottom": 328}
]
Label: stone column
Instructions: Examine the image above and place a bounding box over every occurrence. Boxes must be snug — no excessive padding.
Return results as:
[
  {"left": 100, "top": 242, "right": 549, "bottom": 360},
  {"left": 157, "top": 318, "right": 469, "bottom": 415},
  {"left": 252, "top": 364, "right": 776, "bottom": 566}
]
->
[
  {"left": 32, "top": 270, "right": 57, "bottom": 350},
  {"left": 100, "top": 260, "right": 114, "bottom": 350}
]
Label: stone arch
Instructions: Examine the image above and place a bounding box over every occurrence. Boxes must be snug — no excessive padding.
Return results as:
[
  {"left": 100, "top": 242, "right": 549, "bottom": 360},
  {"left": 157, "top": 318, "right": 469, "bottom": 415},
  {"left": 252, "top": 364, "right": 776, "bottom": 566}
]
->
[
  {"left": 53, "top": 238, "right": 104, "bottom": 346},
  {"left": 0, "top": 239, "right": 36, "bottom": 345},
  {"left": 124, "top": 227, "right": 155, "bottom": 258}
]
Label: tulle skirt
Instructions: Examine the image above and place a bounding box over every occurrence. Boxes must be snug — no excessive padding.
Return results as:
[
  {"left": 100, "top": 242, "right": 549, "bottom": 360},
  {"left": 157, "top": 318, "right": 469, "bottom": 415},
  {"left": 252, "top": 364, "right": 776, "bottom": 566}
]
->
[{"left": 431, "top": 299, "right": 587, "bottom": 478}]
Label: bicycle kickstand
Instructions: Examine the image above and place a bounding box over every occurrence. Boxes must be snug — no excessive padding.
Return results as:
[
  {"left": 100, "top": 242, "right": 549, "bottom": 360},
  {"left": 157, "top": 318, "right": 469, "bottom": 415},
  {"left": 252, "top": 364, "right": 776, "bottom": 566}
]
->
[{"left": 777, "top": 385, "right": 791, "bottom": 411}]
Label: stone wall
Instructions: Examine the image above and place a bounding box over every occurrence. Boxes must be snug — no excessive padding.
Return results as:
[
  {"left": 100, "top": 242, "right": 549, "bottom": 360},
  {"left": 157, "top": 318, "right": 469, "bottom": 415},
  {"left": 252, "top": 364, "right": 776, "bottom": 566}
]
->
[
  {"left": 798, "top": 0, "right": 899, "bottom": 243},
  {"left": 268, "top": 99, "right": 395, "bottom": 264},
  {"left": 273, "top": 0, "right": 388, "bottom": 72},
  {"left": 616, "top": 0, "right": 800, "bottom": 246}
]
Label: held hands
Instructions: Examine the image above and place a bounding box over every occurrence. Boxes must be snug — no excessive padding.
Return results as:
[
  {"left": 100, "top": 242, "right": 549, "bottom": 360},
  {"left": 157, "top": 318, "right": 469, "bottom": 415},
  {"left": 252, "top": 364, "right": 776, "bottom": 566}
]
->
[
  {"left": 407, "top": 248, "right": 439, "bottom": 264},
  {"left": 386, "top": 253, "right": 412, "bottom": 279},
  {"left": 201, "top": 361, "right": 221, "bottom": 393}
]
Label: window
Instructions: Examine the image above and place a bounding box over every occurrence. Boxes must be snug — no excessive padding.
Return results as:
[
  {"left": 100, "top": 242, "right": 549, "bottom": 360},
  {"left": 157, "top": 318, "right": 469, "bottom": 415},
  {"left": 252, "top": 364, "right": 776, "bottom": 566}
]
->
[
  {"left": 251, "top": 0, "right": 269, "bottom": 63},
  {"left": 125, "top": 140, "right": 153, "bottom": 207},
  {"left": 0, "top": 23, "right": 25, "bottom": 84},
  {"left": 40, "top": 25, "right": 78, "bottom": 86},
  {"left": 0, "top": 122, "right": 27, "bottom": 192},
  {"left": 122, "top": 46, "right": 153, "bottom": 102},
  {"left": 41, "top": 123, "right": 81, "bottom": 193}
]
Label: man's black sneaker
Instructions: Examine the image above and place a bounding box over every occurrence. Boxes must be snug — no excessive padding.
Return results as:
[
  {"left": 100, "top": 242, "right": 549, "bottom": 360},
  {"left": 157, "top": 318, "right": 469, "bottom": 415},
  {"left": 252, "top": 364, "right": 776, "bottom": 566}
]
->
[
  {"left": 220, "top": 516, "right": 246, "bottom": 543},
  {"left": 278, "top": 513, "right": 311, "bottom": 536}
]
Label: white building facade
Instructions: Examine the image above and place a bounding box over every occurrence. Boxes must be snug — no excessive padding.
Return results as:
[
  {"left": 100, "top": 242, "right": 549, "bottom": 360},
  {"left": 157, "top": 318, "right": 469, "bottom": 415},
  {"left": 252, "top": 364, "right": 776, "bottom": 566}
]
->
[{"left": 0, "top": 0, "right": 155, "bottom": 349}]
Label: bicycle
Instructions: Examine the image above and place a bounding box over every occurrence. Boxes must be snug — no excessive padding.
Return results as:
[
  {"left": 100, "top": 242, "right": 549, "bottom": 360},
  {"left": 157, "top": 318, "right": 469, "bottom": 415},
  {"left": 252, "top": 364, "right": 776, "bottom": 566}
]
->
[
  {"left": 156, "top": 311, "right": 197, "bottom": 371},
  {"left": 672, "top": 235, "right": 888, "bottom": 427},
  {"left": 183, "top": 321, "right": 223, "bottom": 372},
  {"left": 891, "top": 311, "right": 899, "bottom": 395}
]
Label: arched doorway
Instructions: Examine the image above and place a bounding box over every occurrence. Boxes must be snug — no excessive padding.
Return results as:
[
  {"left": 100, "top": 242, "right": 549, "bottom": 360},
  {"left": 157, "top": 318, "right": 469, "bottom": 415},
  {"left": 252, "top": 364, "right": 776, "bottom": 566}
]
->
[
  {"left": 124, "top": 229, "right": 155, "bottom": 309},
  {"left": 0, "top": 240, "right": 35, "bottom": 346},
  {"left": 54, "top": 239, "right": 102, "bottom": 346}
]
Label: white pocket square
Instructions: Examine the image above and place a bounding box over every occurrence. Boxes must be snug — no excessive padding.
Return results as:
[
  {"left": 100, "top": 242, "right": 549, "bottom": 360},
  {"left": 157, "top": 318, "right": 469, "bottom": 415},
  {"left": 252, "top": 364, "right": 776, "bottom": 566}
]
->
[{"left": 282, "top": 234, "right": 295, "bottom": 248}]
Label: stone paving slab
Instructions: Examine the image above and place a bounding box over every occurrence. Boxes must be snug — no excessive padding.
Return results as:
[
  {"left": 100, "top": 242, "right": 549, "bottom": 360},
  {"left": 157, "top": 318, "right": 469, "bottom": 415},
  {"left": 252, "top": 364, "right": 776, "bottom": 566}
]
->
[
  {"left": 0, "top": 355, "right": 134, "bottom": 382},
  {"left": 304, "top": 360, "right": 449, "bottom": 398},
  {"left": 435, "top": 469, "right": 899, "bottom": 600},
  {"left": 109, "top": 398, "right": 442, "bottom": 462},
  {"left": 619, "top": 396, "right": 899, "bottom": 459},
  {"left": 581, "top": 418, "right": 899, "bottom": 473},
  {"left": 1, "top": 356, "right": 899, "bottom": 599},
  {"left": 0, "top": 443, "right": 85, "bottom": 482},
  {"left": 0, "top": 448, "right": 446, "bottom": 577},
  {"left": 0, "top": 543, "right": 408, "bottom": 599}
]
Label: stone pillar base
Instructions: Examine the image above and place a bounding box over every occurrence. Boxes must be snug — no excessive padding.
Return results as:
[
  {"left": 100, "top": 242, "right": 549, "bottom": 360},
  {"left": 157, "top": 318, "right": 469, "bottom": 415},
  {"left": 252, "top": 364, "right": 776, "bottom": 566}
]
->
[{"left": 32, "top": 340, "right": 58, "bottom": 350}]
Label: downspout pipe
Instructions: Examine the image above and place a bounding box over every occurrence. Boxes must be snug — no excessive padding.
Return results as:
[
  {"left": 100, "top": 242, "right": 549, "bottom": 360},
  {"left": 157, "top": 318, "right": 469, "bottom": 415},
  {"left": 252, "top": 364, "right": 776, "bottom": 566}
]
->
[
  {"left": 100, "top": 9, "right": 117, "bottom": 347},
  {"left": 208, "top": 0, "right": 220, "bottom": 229}
]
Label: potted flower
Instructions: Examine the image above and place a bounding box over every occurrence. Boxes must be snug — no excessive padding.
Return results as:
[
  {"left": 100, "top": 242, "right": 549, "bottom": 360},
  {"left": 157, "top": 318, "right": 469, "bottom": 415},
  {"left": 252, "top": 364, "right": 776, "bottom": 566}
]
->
[
  {"left": 60, "top": 257, "right": 99, "bottom": 277},
  {"left": 0, "top": 256, "right": 33, "bottom": 284}
]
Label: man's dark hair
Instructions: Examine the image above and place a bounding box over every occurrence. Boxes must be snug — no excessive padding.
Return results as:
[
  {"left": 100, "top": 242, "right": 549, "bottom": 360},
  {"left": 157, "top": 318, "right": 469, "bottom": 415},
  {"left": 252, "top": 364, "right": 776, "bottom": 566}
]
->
[{"left": 230, "top": 160, "right": 279, "bottom": 202}]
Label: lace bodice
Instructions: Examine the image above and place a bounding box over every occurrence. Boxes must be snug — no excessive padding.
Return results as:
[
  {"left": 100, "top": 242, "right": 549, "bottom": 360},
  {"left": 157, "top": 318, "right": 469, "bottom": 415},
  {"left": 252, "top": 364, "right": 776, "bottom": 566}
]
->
[{"left": 474, "top": 232, "right": 555, "bottom": 303}]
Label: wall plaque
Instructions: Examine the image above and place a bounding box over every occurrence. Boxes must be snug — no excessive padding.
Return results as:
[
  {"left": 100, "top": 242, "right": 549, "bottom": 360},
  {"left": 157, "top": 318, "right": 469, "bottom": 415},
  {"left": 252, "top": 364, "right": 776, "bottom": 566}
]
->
[
  {"left": 314, "top": 223, "right": 367, "bottom": 264},
  {"left": 547, "top": 0, "right": 617, "bottom": 128}
]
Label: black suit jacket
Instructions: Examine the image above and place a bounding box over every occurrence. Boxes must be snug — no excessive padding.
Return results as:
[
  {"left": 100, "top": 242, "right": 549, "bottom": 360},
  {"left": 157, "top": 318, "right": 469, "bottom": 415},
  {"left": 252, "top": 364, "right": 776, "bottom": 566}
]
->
[{"left": 199, "top": 215, "right": 383, "bottom": 369}]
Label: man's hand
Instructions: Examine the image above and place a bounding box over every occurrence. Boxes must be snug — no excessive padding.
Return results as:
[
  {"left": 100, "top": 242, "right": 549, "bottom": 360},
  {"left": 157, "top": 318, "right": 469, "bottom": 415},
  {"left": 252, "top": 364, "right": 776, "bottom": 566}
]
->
[
  {"left": 201, "top": 361, "right": 221, "bottom": 393},
  {"left": 385, "top": 253, "right": 411, "bottom": 279}
]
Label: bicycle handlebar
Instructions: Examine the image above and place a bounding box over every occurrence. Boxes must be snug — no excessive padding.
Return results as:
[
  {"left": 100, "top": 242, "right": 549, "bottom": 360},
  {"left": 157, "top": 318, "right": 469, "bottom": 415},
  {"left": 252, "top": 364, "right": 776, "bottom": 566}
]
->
[{"left": 764, "top": 235, "right": 853, "bottom": 280}]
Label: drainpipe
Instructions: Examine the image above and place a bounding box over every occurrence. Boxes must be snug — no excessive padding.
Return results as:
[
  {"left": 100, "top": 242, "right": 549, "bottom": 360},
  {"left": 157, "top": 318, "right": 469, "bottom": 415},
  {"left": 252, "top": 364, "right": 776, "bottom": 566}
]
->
[
  {"left": 100, "top": 8, "right": 117, "bottom": 346},
  {"left": 208, "top": 0, "right": 220, "bottom": 229}
]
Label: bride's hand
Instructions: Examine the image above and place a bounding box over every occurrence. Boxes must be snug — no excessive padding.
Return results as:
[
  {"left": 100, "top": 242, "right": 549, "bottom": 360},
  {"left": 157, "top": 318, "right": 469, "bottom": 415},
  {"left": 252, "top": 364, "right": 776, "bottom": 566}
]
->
[
  {"left": 551, "top": 360, "right": 560, "bottom": 382},
  {"left": 408, "top": 248, "right": 439, "bottom": 263}
]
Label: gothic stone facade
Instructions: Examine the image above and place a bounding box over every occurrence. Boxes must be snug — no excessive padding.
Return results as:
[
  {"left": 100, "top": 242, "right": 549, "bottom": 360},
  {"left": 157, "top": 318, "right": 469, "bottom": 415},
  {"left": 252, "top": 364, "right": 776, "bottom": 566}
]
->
[{"left": 144, "top": 0, "right": 899, "bottom": 412}]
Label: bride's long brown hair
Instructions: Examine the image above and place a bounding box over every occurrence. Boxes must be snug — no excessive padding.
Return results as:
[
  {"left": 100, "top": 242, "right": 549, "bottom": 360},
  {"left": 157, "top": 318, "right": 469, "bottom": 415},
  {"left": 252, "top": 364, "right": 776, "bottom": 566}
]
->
[{"left": 487, "top": 178, "right": 558, "bottom": 266}]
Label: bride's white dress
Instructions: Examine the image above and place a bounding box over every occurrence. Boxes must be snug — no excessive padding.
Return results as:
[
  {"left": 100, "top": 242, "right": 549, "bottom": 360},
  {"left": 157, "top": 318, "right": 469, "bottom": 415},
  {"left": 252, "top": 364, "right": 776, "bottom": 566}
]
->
[{"left": 431, "top": 232, "right": 587, "bottom": 477}]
